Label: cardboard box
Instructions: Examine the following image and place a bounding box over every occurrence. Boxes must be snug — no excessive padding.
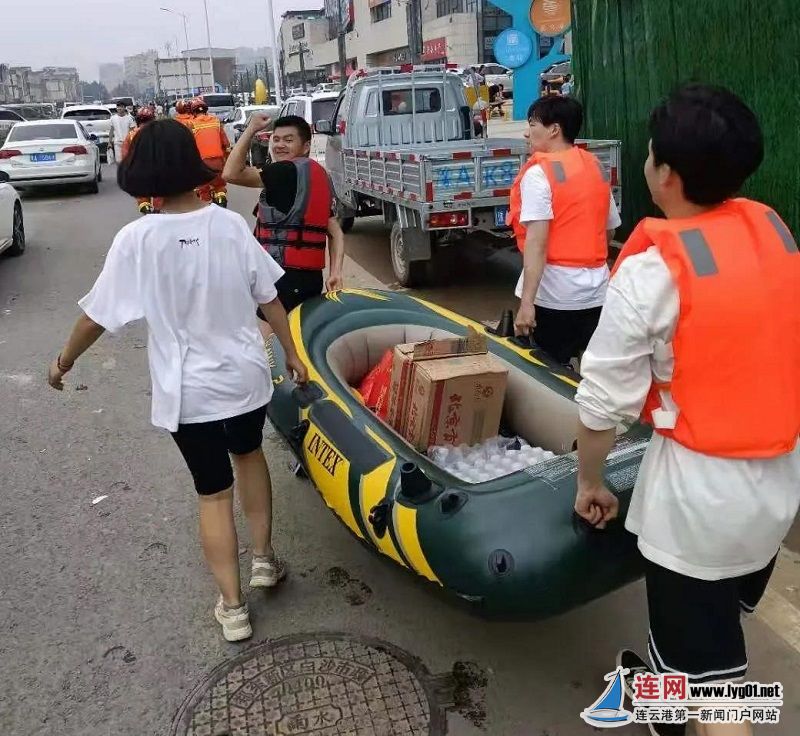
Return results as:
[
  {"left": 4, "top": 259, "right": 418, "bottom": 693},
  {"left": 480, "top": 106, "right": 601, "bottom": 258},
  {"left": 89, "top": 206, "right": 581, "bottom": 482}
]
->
[{"left": 388, "top": 330, "right": 508, "bottom": 451}]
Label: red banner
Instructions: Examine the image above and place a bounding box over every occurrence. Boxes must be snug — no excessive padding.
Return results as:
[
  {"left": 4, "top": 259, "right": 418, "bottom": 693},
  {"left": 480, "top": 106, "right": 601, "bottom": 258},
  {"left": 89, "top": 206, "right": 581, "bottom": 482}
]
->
[{"left": 421, "top": 37, "right": 447, "bottom": 61}]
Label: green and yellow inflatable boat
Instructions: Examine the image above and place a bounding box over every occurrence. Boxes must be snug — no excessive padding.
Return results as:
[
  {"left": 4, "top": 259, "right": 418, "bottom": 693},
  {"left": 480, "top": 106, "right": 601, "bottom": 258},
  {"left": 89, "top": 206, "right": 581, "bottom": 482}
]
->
[{"left": 266, "top": 289, "right": 647, "bottom": 618}]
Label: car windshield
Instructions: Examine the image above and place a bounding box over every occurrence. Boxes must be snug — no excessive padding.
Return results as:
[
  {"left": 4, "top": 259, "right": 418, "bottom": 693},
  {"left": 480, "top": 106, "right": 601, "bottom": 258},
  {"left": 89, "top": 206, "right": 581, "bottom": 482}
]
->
[
  {"left": 8, "top": 124, "right": 77, "bottom": 141},
  {"left": 311, "top": 98, "right": 337, "bottom": 123},
  {"left": 64, "top": 109, "right": 111, "bottom": 121},
  {"left": 203, "top": 94, "right": 235, "bottom": 108}
]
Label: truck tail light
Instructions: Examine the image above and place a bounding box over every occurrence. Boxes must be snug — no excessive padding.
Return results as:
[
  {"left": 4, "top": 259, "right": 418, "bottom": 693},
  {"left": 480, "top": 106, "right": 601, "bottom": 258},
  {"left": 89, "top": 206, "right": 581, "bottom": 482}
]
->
[
  {"left": 62, "top": 145, "right": 88, "bottom": 155},
  {"left": 429, "top": 211, "right": 469, "bottom": 228},
  {"left": 0, "top": 149, "right": 22, "bottom": 160}
]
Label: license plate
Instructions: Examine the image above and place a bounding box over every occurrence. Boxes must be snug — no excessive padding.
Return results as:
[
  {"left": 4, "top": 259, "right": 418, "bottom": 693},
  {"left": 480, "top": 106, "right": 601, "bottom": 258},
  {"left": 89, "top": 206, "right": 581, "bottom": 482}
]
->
[
  {"left": 495, "top": 206, "right": 509, "bottom": 227},
  {"left": 30, "top": 153, "right": 56, "bottom": 162}
]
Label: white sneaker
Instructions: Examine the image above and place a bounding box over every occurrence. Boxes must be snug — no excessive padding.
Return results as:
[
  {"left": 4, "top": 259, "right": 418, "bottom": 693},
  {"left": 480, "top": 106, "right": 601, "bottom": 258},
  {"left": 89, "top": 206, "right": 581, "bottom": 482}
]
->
[
  {"left": 250, "top": 555, "right": 287, "bottom": 588},
  {"left": 214, "top": 596, "right": 252, "bottom": 642}
]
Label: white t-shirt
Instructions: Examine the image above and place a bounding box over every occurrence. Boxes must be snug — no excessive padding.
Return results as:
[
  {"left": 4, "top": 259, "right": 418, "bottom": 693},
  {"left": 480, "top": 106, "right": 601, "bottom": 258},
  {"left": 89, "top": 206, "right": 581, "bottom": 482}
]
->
[
  {"left": 514, "top": 163, "right": 621, "bottom": 310},
  {"left": 110, "top": 113, "right": 135, "bottom": 142},
  {"left": 79, "top": 206, "right": 285, "bottom": 432},
  {"left": 575, "top": 247, "right": 800, "bottom": 580}
]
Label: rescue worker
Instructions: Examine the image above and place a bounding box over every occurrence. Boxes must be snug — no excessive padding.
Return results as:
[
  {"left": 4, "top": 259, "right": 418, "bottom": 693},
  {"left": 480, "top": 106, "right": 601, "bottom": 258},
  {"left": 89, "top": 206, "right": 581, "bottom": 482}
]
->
[
  {"left": 574, "top": 84, "right": 800, "bottom": 736},
  {"left": 190, "top": 97, "right": 230, "bottom": 207},
  {"left": 121, "top": 107, "right": 163, "bottom": 215},
  {"left": 508, "top": 95, "right": 620, "bottom": 366},
  {"left": 174, "top": 99, "right": 194, "bottom": 128},
  {"left": 222, "top": 113, "right": 345, "bottom": 340}
]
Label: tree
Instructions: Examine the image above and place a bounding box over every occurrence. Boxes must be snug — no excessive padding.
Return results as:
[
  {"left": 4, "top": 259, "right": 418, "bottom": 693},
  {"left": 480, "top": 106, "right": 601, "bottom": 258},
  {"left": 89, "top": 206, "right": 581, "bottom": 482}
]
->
[
  {"left": 110, "top": 81, "right": 137, "bottom": 98},
  {"left": 80, "top": 80, "right": 109, "bottom": 101}
]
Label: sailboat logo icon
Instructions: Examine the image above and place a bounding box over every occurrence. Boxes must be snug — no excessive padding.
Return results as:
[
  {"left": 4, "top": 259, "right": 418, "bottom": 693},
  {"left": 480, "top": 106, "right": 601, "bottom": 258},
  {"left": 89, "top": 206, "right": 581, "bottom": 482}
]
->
[{"left": 580, "top": 666, "right": 634, "bottom": 728}]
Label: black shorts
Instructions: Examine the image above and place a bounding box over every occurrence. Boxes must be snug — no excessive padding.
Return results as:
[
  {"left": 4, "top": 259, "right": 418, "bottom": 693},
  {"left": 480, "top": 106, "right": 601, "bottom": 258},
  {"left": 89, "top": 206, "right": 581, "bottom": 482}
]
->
[
  {"left": 532, "top": 305, "right": 602, "bottom": 365},
  {"left": 171, "top": 404, "right": 268, "bottom": 495},
  {"left": 645, "top": 556, "right": 777, "bottom": 684},
  {"left": 257, "top": 268, "right": 324, "bottom": 320}
]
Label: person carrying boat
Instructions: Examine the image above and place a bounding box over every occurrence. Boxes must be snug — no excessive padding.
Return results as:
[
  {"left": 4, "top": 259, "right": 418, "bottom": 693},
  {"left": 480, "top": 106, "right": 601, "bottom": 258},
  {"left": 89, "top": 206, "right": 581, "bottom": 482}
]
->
[
  {"left": 190, "top": 97, "right": 231, "bottom": 207},
  {"left": 508, "top": 96, "right": 620, "bottom": 366},
  {"left": 223, "top": 113, "right": 345, "bottom": 340},
  {"left": 574, "top": 84, "right": 800, "bottom": 736},
  {"left": 47, "top": 119, "right": 308, "bottom": 642}
]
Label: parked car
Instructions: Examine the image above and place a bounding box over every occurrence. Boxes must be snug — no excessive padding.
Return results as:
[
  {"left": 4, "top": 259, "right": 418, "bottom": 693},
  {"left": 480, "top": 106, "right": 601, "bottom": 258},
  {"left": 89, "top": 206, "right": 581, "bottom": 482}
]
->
[
  {"left": 223, "top": 104, "right": 279, "bottom": 144},
  {"left": 278, "top": 92, "right": 339, "bottom": 162},
  {"left": 0, "top": 107, "right": 27, "bottom": 147},
  {"left": 0, "top": 120, "right": 103, "bottom": 193},
  {"left": 313, "top": 82, "right": 340, "bottom": 94},
  {"left": 200, "top": 93, "right": 236, "bottom": 121},
  {"left": 62, "top": 105, "right": 112, "bottom": 162},
  {"left": 0, "top": 171, "right": 24, "bottom": 257},
  {"left": 540, "top": 60, "right": 571, "bottom": 90},
  {"left": 469, "top": 64, "right": 513, "bottom": 98}
]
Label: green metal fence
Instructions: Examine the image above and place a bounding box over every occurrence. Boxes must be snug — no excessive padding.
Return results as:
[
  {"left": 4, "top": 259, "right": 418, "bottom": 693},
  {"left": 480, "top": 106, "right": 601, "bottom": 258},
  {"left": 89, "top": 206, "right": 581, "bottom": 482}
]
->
[{"left": 572, "top": 0, "right": 800, "bottom": 238}]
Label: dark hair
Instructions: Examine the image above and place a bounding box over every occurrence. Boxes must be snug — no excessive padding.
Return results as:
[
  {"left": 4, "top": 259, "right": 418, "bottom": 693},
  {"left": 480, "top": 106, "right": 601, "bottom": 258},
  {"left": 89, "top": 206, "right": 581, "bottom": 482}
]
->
[
  {"left": 526, "top": 96, "right": 583, "bottom": 143},
  {"left": 117, "top": 119, "right": 216, "bottom": 198},
  {"left": 649, "top": 84, "right": 763, "bottom": 205},
  {"left": 272, "top": 115, "right": 312, "bottom": 144}
]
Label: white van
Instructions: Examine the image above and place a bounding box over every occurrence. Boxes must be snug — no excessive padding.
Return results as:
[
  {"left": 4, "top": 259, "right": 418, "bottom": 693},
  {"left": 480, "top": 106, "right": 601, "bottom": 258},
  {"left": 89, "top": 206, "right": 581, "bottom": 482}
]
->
[{"left": 278, "top": 92, "right": 339, "bottom": 163}]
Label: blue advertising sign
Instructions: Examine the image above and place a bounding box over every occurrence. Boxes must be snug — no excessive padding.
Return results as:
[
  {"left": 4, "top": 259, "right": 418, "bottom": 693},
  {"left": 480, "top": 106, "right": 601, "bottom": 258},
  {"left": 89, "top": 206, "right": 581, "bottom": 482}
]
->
[{"left": 493, "top": 28, "right": 534, "bottom": 70}]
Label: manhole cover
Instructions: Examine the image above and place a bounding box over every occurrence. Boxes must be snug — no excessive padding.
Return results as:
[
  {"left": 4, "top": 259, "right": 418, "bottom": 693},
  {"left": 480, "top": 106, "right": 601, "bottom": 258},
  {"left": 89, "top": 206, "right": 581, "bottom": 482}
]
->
[{"left": 171, "top": 634, "right": 447, "bottom": 736}]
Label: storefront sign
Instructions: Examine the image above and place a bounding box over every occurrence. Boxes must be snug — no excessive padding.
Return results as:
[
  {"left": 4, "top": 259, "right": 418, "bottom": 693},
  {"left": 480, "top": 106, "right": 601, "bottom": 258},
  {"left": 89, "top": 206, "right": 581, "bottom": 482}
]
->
[
  {"left": 292, "top": 23, "right": 305, "bottom": 40},
  {"left": 493, "top": 29, "right": 533, "bottom": 69},
  {"left": 421, "top": 37, "right": 447, "bottom": 62},
  {"left": 529, "top": 0, "right": 572, "bottom": 37}
]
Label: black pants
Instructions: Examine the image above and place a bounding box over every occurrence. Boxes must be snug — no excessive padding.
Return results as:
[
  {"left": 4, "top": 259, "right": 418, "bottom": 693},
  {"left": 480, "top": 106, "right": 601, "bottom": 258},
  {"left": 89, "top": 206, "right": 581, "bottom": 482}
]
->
[
  {"left": 533, "top": 305, "right": 602, "bottom": 365},
  {"left": 257, "top": 269, "right": 324, "bottom": 320}
]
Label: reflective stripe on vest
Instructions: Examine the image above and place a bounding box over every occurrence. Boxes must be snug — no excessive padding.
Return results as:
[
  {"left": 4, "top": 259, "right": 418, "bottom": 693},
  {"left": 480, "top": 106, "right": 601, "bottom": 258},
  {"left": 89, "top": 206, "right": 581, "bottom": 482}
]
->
[
  {"left": 613, "top": 199, "right": 800, "bottom": 458},
  {"left": 193, "top": 115, "right": 224, "bottom": 160},
  {"left": 255, "top": 158, "right": 330, "bottom": 271},
  {"left": 508, "top": 147, "right": 611, "bottom": 268}
]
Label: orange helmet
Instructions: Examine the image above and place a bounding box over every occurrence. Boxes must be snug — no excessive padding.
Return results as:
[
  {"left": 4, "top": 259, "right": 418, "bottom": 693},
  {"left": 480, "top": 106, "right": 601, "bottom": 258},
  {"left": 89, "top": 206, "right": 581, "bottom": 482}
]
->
[
  {"left": 136, "top": 107, "right": 155, "bottom": 125},
  {"left": 190, "top": 97, "right": 208, "bottom": 114},
  {"left": 175, "top": 99, "right": 190, "bottom": 115}
]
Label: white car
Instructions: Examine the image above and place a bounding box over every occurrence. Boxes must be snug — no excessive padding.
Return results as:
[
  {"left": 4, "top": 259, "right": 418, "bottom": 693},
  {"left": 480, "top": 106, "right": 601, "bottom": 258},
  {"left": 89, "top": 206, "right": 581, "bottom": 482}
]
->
[
  {"left": 0, "top": 171, "right": 25, "bottom": 257},
  {"left": 62, "top": 105, "right": 112, "bottom": 162},
  {"left": 224, "top": 104, "right": 280, "bottom": 144},
  {"left": 0, "top": 120, "right": 102, "bottom": 193},
  {"left": 278, "top": 92, "right": 339, "bottom": 162}
]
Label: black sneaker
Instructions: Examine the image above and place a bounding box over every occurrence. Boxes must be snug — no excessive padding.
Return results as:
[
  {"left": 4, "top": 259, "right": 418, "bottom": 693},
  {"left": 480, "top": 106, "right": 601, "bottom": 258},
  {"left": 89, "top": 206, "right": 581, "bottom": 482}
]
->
[{"left": 615, "top": 649, "right": 686, "bottom": 736}]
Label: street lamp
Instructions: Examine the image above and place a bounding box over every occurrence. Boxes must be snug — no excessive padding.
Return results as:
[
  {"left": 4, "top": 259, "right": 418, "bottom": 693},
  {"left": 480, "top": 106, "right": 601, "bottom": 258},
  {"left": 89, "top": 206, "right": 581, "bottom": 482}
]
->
[
  {"left": 160, "top": 7, "right": 192, "bottom": 97},
  {"left": 265, "top": 0, "right": 282, "bottom": 104},
  {"left": 201, "top": 0, "right": 216, "bottom": 92}
]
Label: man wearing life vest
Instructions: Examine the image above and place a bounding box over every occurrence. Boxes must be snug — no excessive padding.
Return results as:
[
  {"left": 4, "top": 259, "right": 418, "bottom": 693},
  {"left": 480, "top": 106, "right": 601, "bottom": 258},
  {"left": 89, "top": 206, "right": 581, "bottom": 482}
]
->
[
  {"left": 223, "top": 113, "right": 345, "bottom": 339},
  {"left": 190, "top": 97, "right": 231, "bottom": 207},
  {"left": 174, "top": 99, "right": 194, "bottom": 129},
  {"left": 122, "top": 107, "right": 163, "bottom": 214},
  {"left": 508, "top": 96, "right": 620, "bottom": 365},
  {"left": 574, "top": 84, "right": 800, "bottom": 731}
]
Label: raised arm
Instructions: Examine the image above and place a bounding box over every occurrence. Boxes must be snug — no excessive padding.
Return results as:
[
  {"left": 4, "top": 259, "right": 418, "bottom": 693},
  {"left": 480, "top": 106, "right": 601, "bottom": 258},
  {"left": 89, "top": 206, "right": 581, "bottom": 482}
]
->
[{"left": 223, "top": 113, "right": 270, "bottom": 188}]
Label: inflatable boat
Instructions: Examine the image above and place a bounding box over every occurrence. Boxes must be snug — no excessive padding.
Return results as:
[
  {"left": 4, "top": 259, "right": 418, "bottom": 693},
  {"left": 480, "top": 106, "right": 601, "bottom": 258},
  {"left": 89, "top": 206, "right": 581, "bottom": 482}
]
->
[{"left": 266, "top": 289, "right": 648, "bottom": 618}]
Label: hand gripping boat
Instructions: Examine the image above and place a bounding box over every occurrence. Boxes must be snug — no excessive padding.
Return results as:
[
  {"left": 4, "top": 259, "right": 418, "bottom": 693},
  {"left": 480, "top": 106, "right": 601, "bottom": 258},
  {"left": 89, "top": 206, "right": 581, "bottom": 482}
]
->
[{"left": 266, "top": 289, "right": 648, "bottom": 618}]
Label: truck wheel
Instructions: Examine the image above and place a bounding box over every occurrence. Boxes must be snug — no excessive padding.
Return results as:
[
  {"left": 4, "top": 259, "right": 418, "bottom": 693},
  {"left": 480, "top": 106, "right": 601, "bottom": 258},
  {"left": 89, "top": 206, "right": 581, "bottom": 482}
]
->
[
  {"left": 390, "top": 222, "right": 429, "bottom": 288},
  {"left": 340, "top": 216, "right": 355, "bottom": 233}
]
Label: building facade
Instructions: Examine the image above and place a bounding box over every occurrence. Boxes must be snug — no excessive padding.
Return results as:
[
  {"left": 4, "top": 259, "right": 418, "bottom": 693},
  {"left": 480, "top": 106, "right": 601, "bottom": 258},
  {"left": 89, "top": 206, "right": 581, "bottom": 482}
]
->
[
  {"left": 124, "top": 51, "right": 158, "bottom": 96},
  {"left": 279, "top": 10, "right": 329, "bottom": 91},
  {"left": 309, "top": 0, "right": 513, "bottom": 80},
  {"left": 0, "top": 65, "right": 79, "bottom": 104},
  {"left": 99, "top": 62, "right": 124, "bottom": 93}
]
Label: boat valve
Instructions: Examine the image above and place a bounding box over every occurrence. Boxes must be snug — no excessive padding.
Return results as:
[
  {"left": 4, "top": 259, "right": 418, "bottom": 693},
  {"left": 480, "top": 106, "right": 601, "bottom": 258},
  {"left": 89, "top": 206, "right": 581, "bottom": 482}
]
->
[
  {"left": 400, "top": 462, "right": 432, "bottom": 500},
  {"left": 488, "top": 309, "right": 515, "bottom": 338},
  {"left": 368, "top": 500, "right": 391, "bottom": 539},
  {"left": 290, "top": 419, "right": 310, "bottom": 444}
]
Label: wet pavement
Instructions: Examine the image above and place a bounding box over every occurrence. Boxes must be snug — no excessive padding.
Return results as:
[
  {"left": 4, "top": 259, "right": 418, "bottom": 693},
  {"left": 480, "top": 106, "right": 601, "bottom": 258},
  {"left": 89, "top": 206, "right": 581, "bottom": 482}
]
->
[{"left": 0, "top": 176, "right": 798, "bottom": 736}]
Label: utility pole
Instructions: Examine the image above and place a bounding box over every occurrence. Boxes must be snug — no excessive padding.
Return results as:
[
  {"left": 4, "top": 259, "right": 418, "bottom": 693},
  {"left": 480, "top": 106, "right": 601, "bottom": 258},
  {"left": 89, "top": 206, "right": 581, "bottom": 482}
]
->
[
  {"left": 265, "top": 0, "right": 283, "bottom": 104},
  {"left": 408, "top": 0, "right": 423, "bottom": 64},
  {"left": 201, "top": 0, "right": 215, "bottom": 91},
  {"left": 337, "top": 0, "right": 347, "bottom": 89},
  {"left": 291, "top": 42, "right": 310, "bottom": 93},
  {"left": 161, "top": 8, "right": 193, "bottom": 97}
]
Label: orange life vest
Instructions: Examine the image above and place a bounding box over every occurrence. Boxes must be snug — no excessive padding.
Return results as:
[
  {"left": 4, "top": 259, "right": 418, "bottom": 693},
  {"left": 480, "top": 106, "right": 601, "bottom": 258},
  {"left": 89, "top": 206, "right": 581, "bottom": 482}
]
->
[
  {"left": 254, "top": 158, "right": 331, "bottom": 271},
  {"left": 192, "top": 114, "right": 226, "bottom": 160},
  {"left": 508, "top": 146, "right": 611, "bottom": 267},
  {"left": 613, "top": 198, "right": 800, "bottom": 458},
  {"left": 175, "top": 113, "right": 194, "bottom": 129},
  {"left": 121, "top": 127, "right": 139, "bottom": 160}
]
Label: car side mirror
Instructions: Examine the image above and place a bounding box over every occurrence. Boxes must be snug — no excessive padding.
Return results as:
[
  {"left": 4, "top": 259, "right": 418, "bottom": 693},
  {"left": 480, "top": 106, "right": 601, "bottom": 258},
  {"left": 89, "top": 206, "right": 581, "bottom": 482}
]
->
[
  {"left": 89, "top": 133, "right": 98, "bottom": 141},
  {"left": 314, "top": 120, "right": 332, "bottom": 135},
  {"left": 0, "top": 170, "right": 9, "bottom": 183}
]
